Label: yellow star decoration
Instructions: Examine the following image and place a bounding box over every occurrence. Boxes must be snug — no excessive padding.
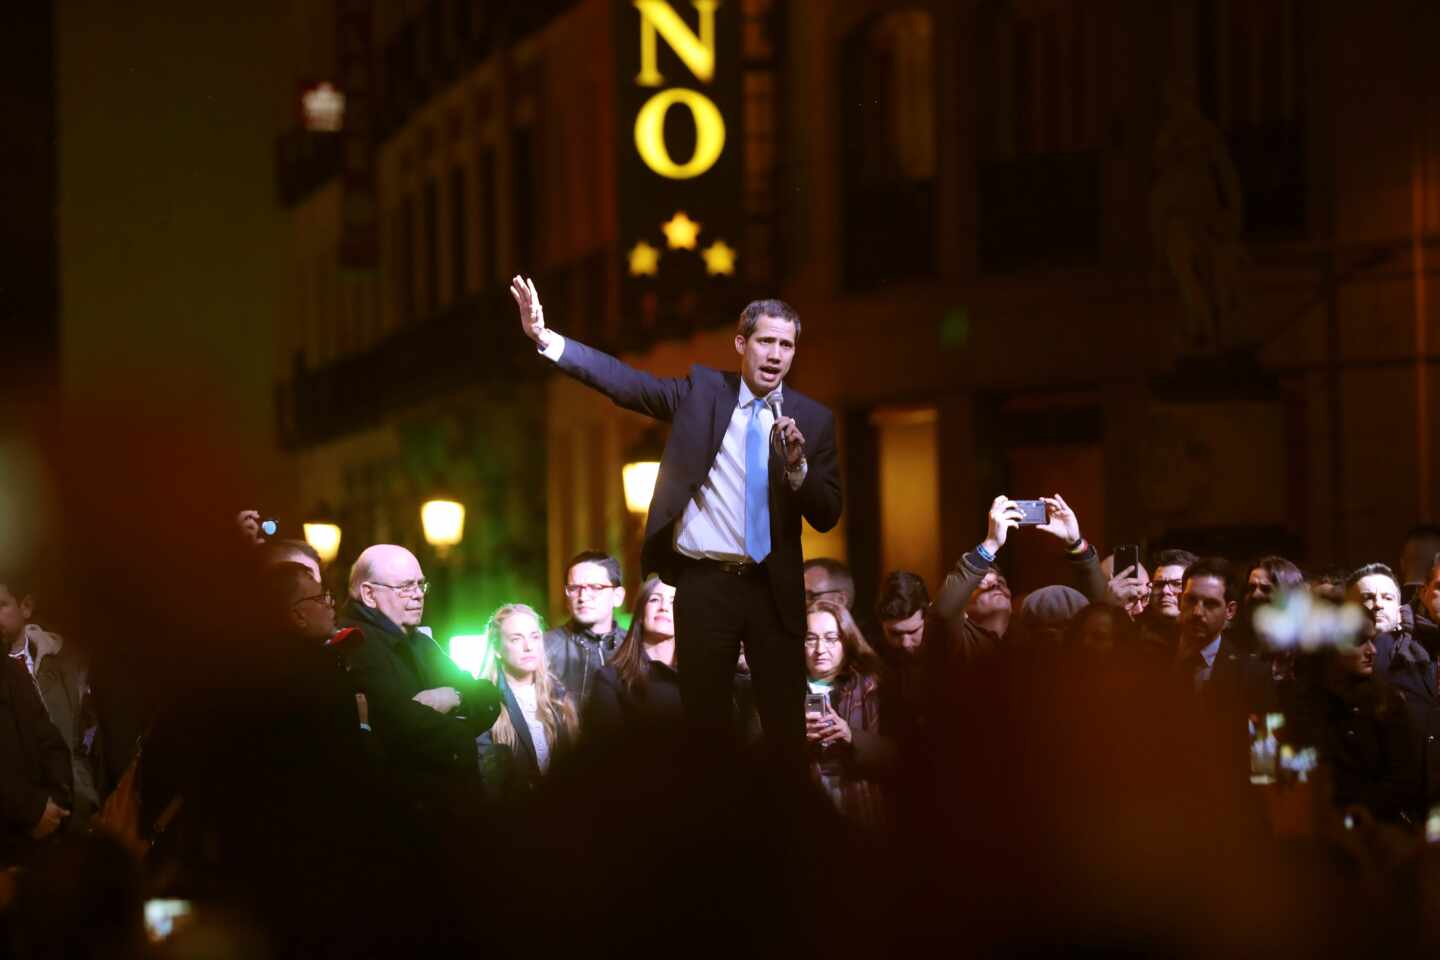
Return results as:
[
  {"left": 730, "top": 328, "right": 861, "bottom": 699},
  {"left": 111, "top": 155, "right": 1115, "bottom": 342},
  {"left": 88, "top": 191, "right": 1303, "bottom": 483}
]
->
[
  {"left": 700, "top": 239, "right": 737, "bottom": 276},
  {"left": 627, "top": 240, "right": 660, "bottom": 277},
  {"left": 660, "top": 211, "right": 702, "bottom": 250}
]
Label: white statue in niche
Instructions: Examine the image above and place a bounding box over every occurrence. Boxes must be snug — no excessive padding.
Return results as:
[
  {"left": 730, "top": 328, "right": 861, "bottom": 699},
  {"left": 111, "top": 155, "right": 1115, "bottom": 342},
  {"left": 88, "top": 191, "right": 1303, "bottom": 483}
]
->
[{"left": 1149, "top": 80, "right": 1247, "bottom": 355}]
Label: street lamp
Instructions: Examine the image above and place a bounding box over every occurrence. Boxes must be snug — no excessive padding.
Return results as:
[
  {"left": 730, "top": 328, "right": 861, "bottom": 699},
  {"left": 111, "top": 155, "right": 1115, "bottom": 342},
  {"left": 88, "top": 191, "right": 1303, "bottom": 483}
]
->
[
  {"left": 622, "top": 427, "right": 666, "bottom": 516},
  {"left": 421, "top": 498, "right": 465, "bottom": 558},
  {"left": 302, "top": 506, "right": 343, "bottom": 565},
  {"left": 622, "top": 461, "right": 660, "bottom": 515}
]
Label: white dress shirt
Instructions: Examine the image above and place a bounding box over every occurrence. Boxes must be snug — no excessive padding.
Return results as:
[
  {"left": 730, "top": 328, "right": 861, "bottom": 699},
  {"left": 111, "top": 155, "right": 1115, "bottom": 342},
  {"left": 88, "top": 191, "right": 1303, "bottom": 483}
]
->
[
  {"left": 1194, "top": 634, "right": 1222, "bottom": 690},
  {"left": 511, "top": 681, "right": 551, "bottom": 774},
  {"left": 541, "top": 333, "right": 805, "bottom": 563}
]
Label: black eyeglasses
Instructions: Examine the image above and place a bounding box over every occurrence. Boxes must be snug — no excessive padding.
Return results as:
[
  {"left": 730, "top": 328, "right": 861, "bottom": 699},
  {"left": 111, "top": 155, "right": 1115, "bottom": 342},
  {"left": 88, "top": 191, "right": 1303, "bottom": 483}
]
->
[
  {"left": 565, "top": 583, "right": 617, "bottom": 598},
  {"left": 368, "top": 579, "right": 430, "bottom": 597},
  {"left": 293, "top": 589, "right": 334, "bottom": 608}
]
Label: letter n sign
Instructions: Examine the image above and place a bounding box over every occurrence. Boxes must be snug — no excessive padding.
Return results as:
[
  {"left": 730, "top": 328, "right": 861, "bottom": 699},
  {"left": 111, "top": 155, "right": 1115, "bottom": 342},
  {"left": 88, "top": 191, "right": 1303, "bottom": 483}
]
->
[{"left": 616, "top": 1, "right": 744, "bottom": 328}]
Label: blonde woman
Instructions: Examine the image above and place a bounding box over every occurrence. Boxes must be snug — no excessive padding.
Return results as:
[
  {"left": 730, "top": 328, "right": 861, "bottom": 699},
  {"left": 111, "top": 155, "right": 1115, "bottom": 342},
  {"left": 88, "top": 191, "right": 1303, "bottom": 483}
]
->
[{"left": 477, "top": 603, "right": 580, "bottom": 798}]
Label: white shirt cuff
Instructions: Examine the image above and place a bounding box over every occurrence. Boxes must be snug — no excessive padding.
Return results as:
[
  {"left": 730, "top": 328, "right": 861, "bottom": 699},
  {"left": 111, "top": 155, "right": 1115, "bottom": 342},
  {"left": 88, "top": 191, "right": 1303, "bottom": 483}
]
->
[
  {"left": 786, "top": 459, "right": 807, "bottom": 491},
  {"left": 538, "top": 333, "right": 566, "bottom": 361}
]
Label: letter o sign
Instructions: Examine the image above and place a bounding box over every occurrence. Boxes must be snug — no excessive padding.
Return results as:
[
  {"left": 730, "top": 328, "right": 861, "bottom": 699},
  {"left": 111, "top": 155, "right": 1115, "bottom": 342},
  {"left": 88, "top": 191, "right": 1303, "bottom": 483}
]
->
[{"left": 633, "top": 87, "right": 726, "bottom": 180}]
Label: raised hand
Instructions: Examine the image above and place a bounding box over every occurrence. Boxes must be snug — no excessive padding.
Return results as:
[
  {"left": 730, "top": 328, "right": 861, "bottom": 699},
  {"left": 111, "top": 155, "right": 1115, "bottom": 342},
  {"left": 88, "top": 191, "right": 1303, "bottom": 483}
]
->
[
  {"left": 235, "top": 509, "right": 264, "bottom": 545},
  {"left": 1106, "top": 566, "right": 1150, "bottom": 617},
  {"left": 509, "top": 275, "right": 550, "bottom": 346},
  {"left": 1037, "top": 493, "right": 1082, "bottom": 547},
  {"left": 982, "top": 495, "right": 1024, "bottom": 557}
]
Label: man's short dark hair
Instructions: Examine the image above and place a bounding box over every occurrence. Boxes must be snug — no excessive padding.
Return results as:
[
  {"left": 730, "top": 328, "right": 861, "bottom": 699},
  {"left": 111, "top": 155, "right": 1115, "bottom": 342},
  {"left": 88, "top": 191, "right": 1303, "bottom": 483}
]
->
[
  {"left": 566, "top": 550, "right": 622, "bottom": 587},
  {"left": 737, "top": 299, "right": 801, "bottom": 340},
  {"left": 257, "top": 539, "right": 324, "bottom": 570},
  {"left": 262, "top": 562, "right": 319, "bottom": 622},
  {"left": 0, "top": 569, "right": 35, "bottom": 601},
  {"left": 0, "top": 569, "right": 36, "bottom": 603},
  {"left": 804, "top": 557, "right": 855, "bottom": 605},
  {"left": 1152, "top": 548, "right": 1198, "bottom": 570},
  {"left": 876, "top": 571, "right": 930, "bottom": 623},
  {"left": 1346, "top": 562, "right": 1400, "bottom": 593},
  {"left": 1308, "top": 565, "right": 1348, "bottom": 588},
  {"left": 1249, "top": 555, "right": 1304, "bottom": 593},
  {"left": 1182, "top": 557, "right": 1237, "bottom": 603}
]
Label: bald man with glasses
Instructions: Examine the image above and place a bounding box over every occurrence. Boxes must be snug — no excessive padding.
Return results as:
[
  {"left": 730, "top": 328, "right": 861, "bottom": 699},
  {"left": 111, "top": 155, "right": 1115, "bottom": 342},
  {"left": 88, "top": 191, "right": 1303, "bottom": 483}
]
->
[{"left": 337, "top": 545, "right": 500, "bottom": 794}]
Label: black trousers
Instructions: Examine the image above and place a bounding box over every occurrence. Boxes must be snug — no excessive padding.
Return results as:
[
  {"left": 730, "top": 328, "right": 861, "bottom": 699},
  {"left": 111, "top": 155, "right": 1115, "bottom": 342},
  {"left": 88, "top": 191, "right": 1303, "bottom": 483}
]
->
[{"left": 672, "top": 560, "right": 806, "bottom": 759}]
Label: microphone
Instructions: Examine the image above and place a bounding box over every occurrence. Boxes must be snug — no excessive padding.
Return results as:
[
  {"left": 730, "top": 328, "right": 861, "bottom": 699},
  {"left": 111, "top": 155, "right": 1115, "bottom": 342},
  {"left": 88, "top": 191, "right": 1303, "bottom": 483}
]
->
[{"left": 766, "top": 393, "right": 788, "bottom": 461}]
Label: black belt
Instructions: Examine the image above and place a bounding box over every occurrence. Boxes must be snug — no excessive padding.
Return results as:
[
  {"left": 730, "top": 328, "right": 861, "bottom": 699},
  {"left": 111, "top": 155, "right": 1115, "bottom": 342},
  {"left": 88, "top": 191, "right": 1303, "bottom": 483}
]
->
[{"left": 683, "top": 555, "right": 766, "bottom": 577}]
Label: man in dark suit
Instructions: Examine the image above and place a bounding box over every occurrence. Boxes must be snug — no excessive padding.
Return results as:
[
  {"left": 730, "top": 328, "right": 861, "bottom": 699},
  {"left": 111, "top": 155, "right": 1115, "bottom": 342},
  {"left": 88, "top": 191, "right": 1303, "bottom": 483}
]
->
[{"left": 510, "top": 276, "right": 842, "bottom": 756}]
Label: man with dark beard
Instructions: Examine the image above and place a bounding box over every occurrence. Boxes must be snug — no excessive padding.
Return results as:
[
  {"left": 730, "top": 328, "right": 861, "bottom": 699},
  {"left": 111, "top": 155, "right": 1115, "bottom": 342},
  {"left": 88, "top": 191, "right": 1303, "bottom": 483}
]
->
[{"left": 1373, "top": 560, "right": 1440, "bottom": 814}]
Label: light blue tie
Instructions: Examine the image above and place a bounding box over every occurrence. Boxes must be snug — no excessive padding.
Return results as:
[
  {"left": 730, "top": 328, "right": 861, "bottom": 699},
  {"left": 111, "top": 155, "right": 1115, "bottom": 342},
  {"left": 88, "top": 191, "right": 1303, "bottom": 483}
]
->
[{"left": 745, "top": 397, "right": 771, "bottom": 562}]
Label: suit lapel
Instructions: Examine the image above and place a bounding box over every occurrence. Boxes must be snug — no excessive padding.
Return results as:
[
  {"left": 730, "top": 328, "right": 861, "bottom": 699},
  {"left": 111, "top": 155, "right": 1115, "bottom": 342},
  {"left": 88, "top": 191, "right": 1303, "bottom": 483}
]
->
[{"left": 710, "top": 374, "right": 741, "bottom": 464}]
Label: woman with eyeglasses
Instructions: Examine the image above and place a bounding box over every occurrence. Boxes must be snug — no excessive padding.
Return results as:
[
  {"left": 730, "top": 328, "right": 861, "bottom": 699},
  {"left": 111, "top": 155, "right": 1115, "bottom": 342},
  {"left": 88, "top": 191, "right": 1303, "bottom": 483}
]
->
[
  {"left": 804, "top": 599, "right": 896, "bottom": 833},
  {"left": 584, "top": 577, "right": 680, "bottom": 741},
  {"left": 477, "top": 603, "right": 580, "bottom": 799}
]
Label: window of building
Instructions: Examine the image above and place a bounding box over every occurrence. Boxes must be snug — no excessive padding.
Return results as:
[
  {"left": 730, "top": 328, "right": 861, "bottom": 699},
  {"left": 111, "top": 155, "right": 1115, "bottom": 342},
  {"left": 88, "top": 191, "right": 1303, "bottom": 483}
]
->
[
  {"left": 400, "top": 195, "right": 416, "bottom": 322},
  {"left": 978, "top": 0, "right": 1106, "bottom": 273},
  {"left": 476, "top": 147, "right": 497, "bottom": 289},
  {"left": 423, "top": 177, "right": 439, "bottom": 316},
  {"left": 841, "top": 9, "right": 937, "bottom": 291},
  {"left": 872, "top": 406, "right": 941, "bottom": 588},
  {"left": 451, "top": 166, "right": 467, "bottom": 302},
  {"left": 511, "top": 126, "right": 537, "bottom": 269},
  {"left": 1195, "top": 0, "right": 1305, "bottom": 235}
]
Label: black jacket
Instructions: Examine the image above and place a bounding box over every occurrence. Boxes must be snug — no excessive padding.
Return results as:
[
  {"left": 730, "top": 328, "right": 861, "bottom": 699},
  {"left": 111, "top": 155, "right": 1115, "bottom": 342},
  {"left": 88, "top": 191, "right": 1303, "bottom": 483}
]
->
[
  {"left": 1375, "top": 601, "right": 1440, "bottom": 812},
  {"left": 543, "top": 620, "right": 625, "bottom": 709},
  {"left": 556, "top": 337, "right": 843, "bottom": 635},
  {"left": 584, "top": 655, "right": 684, "bottom": 740},
  {"left": 337, "top": 601, "right": 501, "bottom": 786},
  {"left": 0, "top": 657, "right": 72, "bottom": 865},
  {"left": 1292, "top": 671, "right": 1417, "bottom": 822},
  {"left": 477, "top": 676, "right": 576, "bottom": 800}
]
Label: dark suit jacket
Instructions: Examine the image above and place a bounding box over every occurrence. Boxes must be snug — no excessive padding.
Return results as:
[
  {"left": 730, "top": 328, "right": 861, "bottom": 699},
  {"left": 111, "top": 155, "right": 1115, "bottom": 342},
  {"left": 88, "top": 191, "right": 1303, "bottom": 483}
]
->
[
  {"left": 1376, "top": 608, "right": 1440, "bottom": 810},
  {"left": 0, "top": 657, "right": 72, "bottom": 864},
  {"left": 556, "top": 337, "right": 842, "bottom": 635},
  {"left": 337, "top": 601, "right": 501, "bottom": 787}
]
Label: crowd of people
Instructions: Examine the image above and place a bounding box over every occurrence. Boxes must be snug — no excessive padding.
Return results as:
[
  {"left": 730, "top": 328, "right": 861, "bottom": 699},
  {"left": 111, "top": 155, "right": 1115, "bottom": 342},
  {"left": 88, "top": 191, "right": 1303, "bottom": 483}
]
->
[
  {"left": 5, "top": 502, "right": 1440, "bottom": 954},
  {"left": 6, "top": 274, "right": 1440, "bottom": 955}
]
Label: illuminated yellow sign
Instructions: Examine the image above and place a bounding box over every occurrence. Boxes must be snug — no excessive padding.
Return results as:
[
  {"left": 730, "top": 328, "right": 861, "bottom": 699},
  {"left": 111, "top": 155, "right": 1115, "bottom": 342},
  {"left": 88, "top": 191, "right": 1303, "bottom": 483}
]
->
[
  {"left": 661, "top": 211, "right": 702, "bottom": 249},
  {"left": 632, "top": 1, "right": 725, "bottom": 180},
  {"left": 635, "top": 0, "right": 716, "bottom": 85},
  {"left": 700, "top": 239, "right": 736, "bottom": 276}
]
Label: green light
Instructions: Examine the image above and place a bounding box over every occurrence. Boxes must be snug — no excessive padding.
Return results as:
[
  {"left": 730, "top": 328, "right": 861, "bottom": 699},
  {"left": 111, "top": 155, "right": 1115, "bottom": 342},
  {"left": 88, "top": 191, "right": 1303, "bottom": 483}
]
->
[
  {"left": 939, "top": 307, "right": 970, "bottom": 349},
  {"left": 449, "top": 634, "right": 493, "bottom": 680}
]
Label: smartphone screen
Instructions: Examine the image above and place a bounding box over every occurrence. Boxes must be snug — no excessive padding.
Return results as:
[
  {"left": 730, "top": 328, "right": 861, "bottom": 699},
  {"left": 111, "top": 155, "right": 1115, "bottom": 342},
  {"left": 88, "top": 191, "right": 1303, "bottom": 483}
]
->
[
  {"left": 1014, "top": 500, "right": 1048, "bottom": 526},
  {"left": 1115, "top": 544, "right": 1140, "bottom": 578},
  {"left": 805, "top": 692, "right": 827, "bottom": 718}
]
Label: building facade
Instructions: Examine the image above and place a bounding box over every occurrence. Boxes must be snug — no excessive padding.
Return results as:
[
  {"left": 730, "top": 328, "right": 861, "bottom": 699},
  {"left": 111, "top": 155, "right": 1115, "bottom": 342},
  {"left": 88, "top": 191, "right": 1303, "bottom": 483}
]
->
[{"left": 275, "top": 0, "right": 1440, "bottom": 635}]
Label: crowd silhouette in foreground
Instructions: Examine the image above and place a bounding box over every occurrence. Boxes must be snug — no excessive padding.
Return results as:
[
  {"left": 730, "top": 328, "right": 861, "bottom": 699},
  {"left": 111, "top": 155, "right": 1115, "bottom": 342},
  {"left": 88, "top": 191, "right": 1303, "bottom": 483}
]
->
[{"left": 6, "top": 451, "right": 1440, "bottom": 956}]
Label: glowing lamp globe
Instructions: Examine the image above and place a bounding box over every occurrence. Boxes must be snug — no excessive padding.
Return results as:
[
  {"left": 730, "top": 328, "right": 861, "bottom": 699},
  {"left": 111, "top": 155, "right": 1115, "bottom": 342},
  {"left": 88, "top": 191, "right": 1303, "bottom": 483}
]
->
[
  {"left": 421, "top": 499, "right": 466, "bottom": 555},
  {"left": 302, "top": 522, "right": 342, "bottom": 565},
  {"left": 622, "top": 461, "right": 660, "bottom": 515},
  {"left": 449, "top": 634, "right": 491, "bottom": 680}
]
